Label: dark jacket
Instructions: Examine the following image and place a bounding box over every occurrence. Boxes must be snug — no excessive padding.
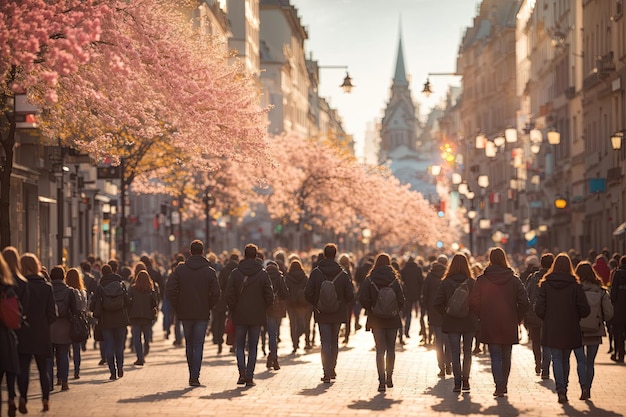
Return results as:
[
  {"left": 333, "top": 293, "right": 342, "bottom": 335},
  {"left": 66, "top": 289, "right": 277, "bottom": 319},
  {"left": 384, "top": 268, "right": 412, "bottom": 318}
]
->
[
  {"left": 358, "top": 265, "right": 404, "bottom": 329},
  {"left": 91, "top": 273, "right": 130, "bottom": 329},
  {"left": 284, "top": 269, "right": 309, "bottom": 309},
  {"left": 534, "top": 271, "right": 590, "bottom": 349},
  {"left": 422, "top": 262, "right": 447, "bottom": 326},
  {"left": 225, "top": 258, "right": 274, "bottom": 326},
  {"left": 305, "top": 258, "right": 354, "bottom": 324},
  {"left": 400, "top": 260, "right": 423, "bottom": 303},
  {"left": 610, "top": 265, "right": 626, "bottom": 324},
  {"left": 469, "top": 265, "right": 529, "bottom": 345},
  {"left": 0, "top": 283, "right": 20, "bottom": 373},
  {"left": 166, "top": 255, "right": 220, "bottom": 321},
  {"left": 524, "top": 268, "right": 548, "bottom": 328},
  {"left": 16, "top": 274, "right": 56, "bottom": 356},
  {"left": 434, "top": 273, "right": 479, "bottom": 333},
  {"left": 146, "top": 264, "right": 165, "bottom": 300},
  {"left": 215, "top": 259, "right": 238, "bottom": 312},
  {"left": 128, "top": 287, "right": 159, "bottom": 325},
  {"left": 266, "top": 264, "right": 288, "bottom": 318},
  {"left": 50, "top": 279, "right": 77, "bottom": 345}
]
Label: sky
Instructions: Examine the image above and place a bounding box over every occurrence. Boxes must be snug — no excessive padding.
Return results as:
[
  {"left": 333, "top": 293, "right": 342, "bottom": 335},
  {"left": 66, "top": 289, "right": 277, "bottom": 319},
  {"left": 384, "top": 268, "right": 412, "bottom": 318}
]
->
[{"left": 289, "top": 0, "right": 481, "bottom": 157}]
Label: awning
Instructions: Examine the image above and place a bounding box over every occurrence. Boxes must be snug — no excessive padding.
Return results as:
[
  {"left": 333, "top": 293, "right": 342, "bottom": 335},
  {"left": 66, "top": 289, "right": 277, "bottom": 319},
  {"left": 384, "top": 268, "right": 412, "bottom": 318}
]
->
[{"left": 613, "top": 221, "right": 626, "bottom": 236}]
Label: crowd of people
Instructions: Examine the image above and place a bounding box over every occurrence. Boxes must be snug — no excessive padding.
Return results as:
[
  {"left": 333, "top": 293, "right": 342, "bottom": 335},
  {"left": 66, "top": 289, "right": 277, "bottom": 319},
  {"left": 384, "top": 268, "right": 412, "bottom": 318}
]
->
[{"left": 1, "top": 241, "right": 625, "bottom": 415}]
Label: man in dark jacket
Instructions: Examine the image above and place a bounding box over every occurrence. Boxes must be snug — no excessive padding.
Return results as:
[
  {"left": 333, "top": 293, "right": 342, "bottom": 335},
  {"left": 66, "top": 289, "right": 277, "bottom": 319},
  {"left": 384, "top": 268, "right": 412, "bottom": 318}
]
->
[
  {"left": 304, "top": 243, "right": 355, "bottom": 383},
  {"left": 400, "top": 256, "right": 423, "bottom": 339},
  {"left": 422, "top": 254, "right": 451, "bottom": 376},
  {"left": 212, "top": 253, "right": 239, "bottom": 354},
  {"left": 225, "top": 243, "right": 273, "bottom": 387},
  {"left": 166, "top": 240, "right": 220, "bottom": 387},
  {"left": 610, "top": 255, "right": 626, "bottom": 362}
]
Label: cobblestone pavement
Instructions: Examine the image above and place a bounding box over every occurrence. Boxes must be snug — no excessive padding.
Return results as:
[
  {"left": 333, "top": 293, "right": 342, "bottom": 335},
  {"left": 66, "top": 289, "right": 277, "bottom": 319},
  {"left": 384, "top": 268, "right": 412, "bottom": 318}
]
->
[{"left": 4, "top": 317, "right": 625, "bottom": 417}]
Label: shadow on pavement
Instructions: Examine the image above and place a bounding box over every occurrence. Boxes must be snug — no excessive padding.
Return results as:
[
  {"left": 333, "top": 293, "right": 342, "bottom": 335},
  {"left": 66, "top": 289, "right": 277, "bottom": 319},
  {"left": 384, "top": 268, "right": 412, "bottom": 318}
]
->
[
  {"left": 347, "top": 393, "right": 402, "bottom": 410},
  {"left": 118, "top": 387, "right": 194, "bottom": 403},
  {"left": 424, "top": 379, "right": 485, "bottom": 416},
  {"left": 201, "top": 388, "right": 246, "bottom": 400},
  {"left": 481, "top": 396, "right": 528, "bottom": 416},
  {"left": 297, "top": 383, "right": 331, "bottom": 396},
  {"left": 561, "top": 401, "right": 624, "bottom": 417}
]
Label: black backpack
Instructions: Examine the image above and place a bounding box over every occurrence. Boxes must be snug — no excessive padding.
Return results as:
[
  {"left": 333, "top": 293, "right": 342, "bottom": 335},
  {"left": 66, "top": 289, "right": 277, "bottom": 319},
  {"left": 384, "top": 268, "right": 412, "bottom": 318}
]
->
[
  {"left": 371, "top": 281, "right": 399, "bottom": 318},
  {"left": 446, "top": 279, "right": 470, "bottom": 318},
  {"left": 101, "top": 281, "right": 125, "bottom": 311},
  {"left": 316, "top": 270, "right": 343, "bottom": 313}
]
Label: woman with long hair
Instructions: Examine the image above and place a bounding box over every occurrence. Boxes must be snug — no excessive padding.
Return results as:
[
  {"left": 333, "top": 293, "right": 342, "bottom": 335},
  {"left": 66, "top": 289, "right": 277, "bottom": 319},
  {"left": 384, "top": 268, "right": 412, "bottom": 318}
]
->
[
  {"left": 572, "top": 261, "right": 613, "bottom": 400},
  {"left": 338, "top": 254, "right": 354, "bottom": 345},
  {"left": 534, "top": 253, "right": 590, "bottom": 403},
  {"left": 0, "top": 252, "right": 19, "bottom": 417},
  {"left": 128, "top": 270, "right": 158, "bottom": 365},
  {"left": 469, "top": 247, "right": 529, "bottom": 397},
  {"left": 358, "top": 253, "right": 405, "bottom": 392},
  {"left": 284, "top": 259, "right": 311, "bottom": 352},
  {"left": 16, "top": 253, "right": 56, "bottom": 412},
  {"left": 65, "top": 268, "right": 88, "bottom": 379},
  {"left": 434, "top": 253, "right": 478, "bottom": 392},
  {"left": 48, "top": 266, "right": 76, "bottom": 391}
]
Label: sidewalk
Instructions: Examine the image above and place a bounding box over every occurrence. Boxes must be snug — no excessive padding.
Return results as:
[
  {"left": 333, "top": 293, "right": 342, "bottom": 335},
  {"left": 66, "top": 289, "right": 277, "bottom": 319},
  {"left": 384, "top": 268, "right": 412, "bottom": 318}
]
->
[{"left": 4, "top": 318, "right": 625, "bottom": 417}]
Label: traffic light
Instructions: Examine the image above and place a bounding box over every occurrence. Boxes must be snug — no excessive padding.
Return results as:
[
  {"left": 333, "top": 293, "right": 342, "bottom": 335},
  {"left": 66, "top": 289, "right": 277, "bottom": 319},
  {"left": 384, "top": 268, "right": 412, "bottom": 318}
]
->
[{"left": 97, "top": 165, "right": 121, "bottom": 179}]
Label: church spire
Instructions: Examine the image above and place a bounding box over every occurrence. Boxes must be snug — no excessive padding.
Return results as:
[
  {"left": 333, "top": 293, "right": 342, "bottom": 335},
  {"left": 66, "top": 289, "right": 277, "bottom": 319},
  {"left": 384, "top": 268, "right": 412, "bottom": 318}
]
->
[{"left": 393, "top": 23, "right": 408, "bottom": 86}]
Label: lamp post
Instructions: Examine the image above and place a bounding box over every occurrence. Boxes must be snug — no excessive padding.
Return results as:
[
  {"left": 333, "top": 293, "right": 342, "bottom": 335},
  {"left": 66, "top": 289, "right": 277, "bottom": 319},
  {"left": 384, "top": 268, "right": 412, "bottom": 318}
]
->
[
  {"left": 50, "top": 145, "right": 67, "bottom": 265},
  {"left": 317, "top": 65, "right": 355, "bottom": 93},
  {"left": 466, "top": 190, "right": 476, "bottom": 256},
  {"left": 203, "top": 189, "right": 215, "bottom": 250},
  {"left": 421, "top": 72, "right": 462, "bottom": 96}
]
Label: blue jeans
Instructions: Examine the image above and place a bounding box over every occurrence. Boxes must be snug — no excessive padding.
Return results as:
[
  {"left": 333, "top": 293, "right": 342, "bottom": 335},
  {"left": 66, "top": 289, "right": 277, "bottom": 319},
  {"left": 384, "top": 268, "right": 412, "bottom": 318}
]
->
[
  {"left": 447, "top": 332, "right": 474, "bottom": 384},
  {"left": 488, "top": 344, "right": 512, "bottom": 391},
  {"left": 318, "top": 323, "right": 341, "bottom": 378},
  {"left": 372, "top": 328, "right": 397, "bottom": 382},
  {"left": 267, "top": 317, "right": 280, "bottom": 357},
  {"left": 132, "top": 324, "right": 153, "bottom": 363},
  {"left": 550, "top": 348, "right": 572, "bottom": 394},
  {"left": 235, "top": 324, "right": 262, "bottom": 379},
  {"left": 181, "top": 320, "right": 209, "bottom": 380},
  {"left": 102, "top": 327, "right": 127, "bottom": 375},
  {"left": 71, "top": 342, "right": 82, "bottom": 374},
  {"left": 432, "top": 325, "right": 451, "bottom": 371},
  {"left": 52, "top": 343, "right": 70, "bottom": 382},
  {"left": 573, "top": 344, "right": 599, "bottom": 389}
]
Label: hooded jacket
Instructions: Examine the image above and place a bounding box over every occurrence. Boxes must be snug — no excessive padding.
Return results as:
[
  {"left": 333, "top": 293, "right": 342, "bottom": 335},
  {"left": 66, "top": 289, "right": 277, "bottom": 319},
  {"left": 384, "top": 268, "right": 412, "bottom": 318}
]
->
[
  {"left": 214, "top": 259, "right": 238, "bottom": 312},
  {"left": 434, "top": 273, "right": 478, "bottom": 333},
  {"left": 266, "top": 264, "right": 288, "bottom": 318},
  {"left": 16, "top": 274, "right": 56, "bottom": 356},
  {"left": 225, "top": 258, "right": 274, "bottom": 326},
  {"left": 610, "top": 265, "right": 626, "bottom": 324},
  {"left": 469, "top": 265, "right": 529, "bottom": 345},
  {"left": 92, "top": 273, "right": 130, "bottom": 329},
  {"left": 534, "top": 271, "right": 590, "bottom": 349},
  {"left": 422, "top": 261, "right": 447, "bottom": 326},
  {"left": 580, "top": 281, "right": 613, "bottom": 344},
  {"left": 358, "top": 265, "right": 404, "bottom": 329},
  {"left": 304, "top": 258, "right": 354, "bottom": 324},
  {"left": 400, "top": 259, "right": 423, "bottom": 303},
  {"left": 50, "top": 279, "right": 76, "bottom": 344},
  {"left": 285, "top": 269, "right": 308, "bottom": 308},
  {"left": 166, "top": 255, "right": 220, "bottom": 321}
]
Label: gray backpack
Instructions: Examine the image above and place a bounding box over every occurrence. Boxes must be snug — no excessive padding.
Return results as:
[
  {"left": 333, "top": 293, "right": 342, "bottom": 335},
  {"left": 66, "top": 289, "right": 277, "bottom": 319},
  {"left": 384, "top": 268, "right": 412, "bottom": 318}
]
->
[
  {"left": 371, "top": 282, "right": 399, "bottom": 318},
  {"left": 316, "top": 270, "right": 343, "bottom": 313}
]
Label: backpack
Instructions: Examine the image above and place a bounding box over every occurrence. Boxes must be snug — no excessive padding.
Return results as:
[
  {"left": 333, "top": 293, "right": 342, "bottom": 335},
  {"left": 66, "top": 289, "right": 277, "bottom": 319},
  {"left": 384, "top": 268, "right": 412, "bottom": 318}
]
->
[
  {"left": 371, "top": 281, "right": 399, "bottom": 318},
  {"left": 70, "top": 310, "right": 90, "bottom": 343},
  {"left": 446, "top": 278, "right": 470, "bottom": 318},
  {"left": 579, "top": 290, "right": 605, "bottom": 333},
  {"left": 0, "top": 286, "right": 21, "bottom": 330},
  {"left": 56, "top": 290, "right": 71, "bottom": 318},
  {"left": 316, "top": 270, "right": 343, "bottom": 313},
  {"left": 101, "top": 281, "right": 125, "bottom": 311}
]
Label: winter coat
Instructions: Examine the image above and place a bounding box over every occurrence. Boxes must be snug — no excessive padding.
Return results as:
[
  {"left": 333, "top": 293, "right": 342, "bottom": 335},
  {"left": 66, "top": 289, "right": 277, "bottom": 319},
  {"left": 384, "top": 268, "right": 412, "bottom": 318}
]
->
[
  {"left": 225, "top": 258, "right": 274, "bottom": 326},
  {"left": 266, "top": 264, "right": 288, "bottom": 319},
  {"left": 16, "top": 274, "right": 56, "bottom": 356},
  {"left": 434, "top": 273, "right": 479, "bottom": 334},
  {"left": 534, "top": 271, "right": 590, "bottom": 349},
  {"left": 214, "top": 259, "right": 238, "bottom": 313},
  {"left": 50, "top": 280, "right": 77, "bottom": 345},
  {"left": 304, "top": 258, "right": 355, "bottom": 324},
  {"left": 91, "top": 273, "right": 130, "bottom": 329},
  {"left": 128, "top": 287, "right": 159, "bottom": 326},
  {"left": 469, "top": 265, "right": 529, "bottom": 345},
  {"left": 610, "top": 265, "right": 626, "bottom": 324},
  {"left": 166, "top": 255, "right": 220, "bottom": 321},
  {"left": 422, "top": 262, "right": 447, "bottom": 326},
  {"left": 0, "top": 283, "right": 19, "bottom": 373},
  {"left": 284, "top": 269, "right": 309, "bottom": 309},
  {"left": 146, "top": 264, "right": 164, "bottom": 300},
  {"left": 524, "top": 268, "right": 548, "bottom": 328},
  {"left": 581, "top": 281, "right": 614, "bottom": 345},
  {"left": 358, "top": 265, "right": 404, "bottom": 330},
  {"left": 400, "top": 260, "right": 423, "bottom": 303}
]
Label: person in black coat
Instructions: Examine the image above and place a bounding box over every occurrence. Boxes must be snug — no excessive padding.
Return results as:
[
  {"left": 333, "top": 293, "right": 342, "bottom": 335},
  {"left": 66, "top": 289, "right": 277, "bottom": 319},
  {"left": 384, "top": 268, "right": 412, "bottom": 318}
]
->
[
  {"left": 284, "top": 259, "right": 310, "bottom": 352},
  {"left": 128, "top": 270, "right": 159, "bottom": 366},
  {"left": 358, "top": 253, "right": 404, "bottom": 392},
  {"left": 16, "top": 253, "right": 56, "bottom": 413},
  {"left": 422, "top": 254, "right": 451, "bottom": 376},
  {"left": 265, "top": 260, "right": 288, "bottom": 370},
  {"left": 400, "top": 256, "right": 423, "bottom": 339},
  {"left": 225, "top": 243, "right": 273, "bottom": 387},
  {"left": 49, "top": 266, "right": 77, "bottom": 391},
  {"left": 535, "top": 253, "right": 590, "bottom": 404},
  {"left": 211, "top": 253, "right": 238, "bottom": 354},
  {"left": 305, "top": 243, "right": 355, "bottom": 383},
  {"left": 0, "top": 252, "right": 20, "bottom": 417},
  {"left": 434, "top": 253, "right": 478, "bottom": 392},
  {"left": 166, "top": 240, "right": 220, "bottom": 386},
  {"left": 610, "top": 255, "right": 626, "bottom": 363}
]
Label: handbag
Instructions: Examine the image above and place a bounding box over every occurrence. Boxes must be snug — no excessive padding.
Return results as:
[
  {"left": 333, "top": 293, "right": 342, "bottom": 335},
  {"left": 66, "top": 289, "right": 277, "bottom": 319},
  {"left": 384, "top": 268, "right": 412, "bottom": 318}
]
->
[
  {"left": 70, "top": 311, "right": 90, "bottom": 343},
  {"left": 225, "top": 317, "right": 235, "bottom": 346}
]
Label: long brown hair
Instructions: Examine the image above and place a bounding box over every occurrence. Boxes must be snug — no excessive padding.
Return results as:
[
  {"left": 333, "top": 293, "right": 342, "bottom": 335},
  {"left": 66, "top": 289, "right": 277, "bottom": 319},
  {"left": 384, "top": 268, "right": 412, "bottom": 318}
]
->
[
  {"left": 20, "top": 253, "right": 42, "bottom": 276},
  {"left": 575, "top": 261, "right": 602, "bottom": 286},
  {"left": 132, "top": 270, "right": 154, "bottom": 292},
  {"left": 540, "top": 252, "right": 579, "bottom": 284},
  {"left": 444, "top": 253, "right": 473, "bottom": 280},
  {"left": 367, "top": 253, "right": 398, "bottom": 279},
  {"left": 487, "top": 247, "right": 511, "bottom": 269},
  {"left": 0, "top": 253, "right": 15, "bottom": 286},
  {"left": 66, "top": 268, "right": 85, "bottom": 290},
  {"left": 2, "top": 246, "right": 26, "bottom": 283}
]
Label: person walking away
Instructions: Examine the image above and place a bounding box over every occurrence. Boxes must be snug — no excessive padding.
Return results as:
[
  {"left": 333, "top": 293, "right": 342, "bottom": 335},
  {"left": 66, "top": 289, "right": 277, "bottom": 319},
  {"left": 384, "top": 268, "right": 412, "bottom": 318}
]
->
[
  {"left": 285, "top": 259, "right": 310, "bottom": 352},
  {"left": 400, "top": 256, "right": 423, "bottom": 340},
  {"left": 225, "top": 243, "right": 274, "bottom": 387},
  {"left": 534, "top": 253, "right": 590, "bottom": 403},
  {"left": 610, "top": 255, "right": 626, "bottom": 362},
  {"left": 469, "top": 247, "right": 529, "bottom": 397},
  {"left": 520, "top": 255, "right": 540, "bottom": 285},
  {"left": 358, "top": 253, "right": 404, "bottom": 392},
  {"left": 422, "top": 254, "right": 451, "bottom": 377},
  {"left": 524, "top": 253, "right": 554, "bottom": 379},
  {"left": 304, "top": 243, "right": 355, "bottom": 383},
  {"left": 265, "top": 260, "right": 288, "bottom": 370},
  {"left": 64, "top": 268, "right": 87, "bottom": 380},
  {"left": 353, "top": 255, "right": 374, "bottom": 332},
  {"left": 573, "top": 261, "right": 613, "bottom": 400},
  {"left": 166, "top": 240, "right": 220, "bottom": 386},
  {"left": 434, "top": 253, "right": 478, "bottom": 392},
  {"left": 16, "top": 253, "right": 56, "bottom": 412},
  {"left": 212, "top": 253, "right": 239, "bottom": 354},
  {"left": 338, "top": 254, "right": 355, "bottom": 344},
  {"left": 0, "top": 253, "right": 21, "bottom": 417},
  {"left": 90, "top": 262, "right": 130, "bottom": 381},
  {"left": 128, "top": 270, "right": 159, "bottom": 366}
]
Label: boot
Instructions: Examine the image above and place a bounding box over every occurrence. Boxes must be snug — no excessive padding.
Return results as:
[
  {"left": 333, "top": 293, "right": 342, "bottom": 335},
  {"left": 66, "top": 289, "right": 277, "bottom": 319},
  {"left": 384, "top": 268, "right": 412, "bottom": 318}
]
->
[
  {"left": 61, "top": 381, "right": 69, "bottom": 391},
  {"left": 42, "top": 399, "right": 49, "bottom": 412},
  {"left": 237, "top": 371, "right": 246, "bottom": 385},
  {"left": 273, "top": 356, "right": 281, "bottom": 370},
  {"left": 386, "top": 374, "right": 393, "bottom": 388},
  {"left": 8, "top": 398, "right": 16, "bottom": 417},
  {"left": 462, "top": 378, "right": 470, "bottom": 391},
  {"left": 580, "top": 386, "right": 590, "bottom": 400},
  {"left": 266, "top": 355, "right": 273, "bottom": 369}
]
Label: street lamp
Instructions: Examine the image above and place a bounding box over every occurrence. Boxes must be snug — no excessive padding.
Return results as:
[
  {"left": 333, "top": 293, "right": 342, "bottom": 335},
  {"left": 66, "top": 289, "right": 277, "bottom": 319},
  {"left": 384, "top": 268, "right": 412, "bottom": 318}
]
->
[
  {"left": 203, "top": 189, "right": 215, "bottom": 249},
  {"left": 318, "top": 65, "right": 355, "bottom": 93},
  {"left": 421, "top": 72, "right": 461, "bottom": 96},
  {"left": 611, "top": 131, "right": 623, "bottom": 150}
]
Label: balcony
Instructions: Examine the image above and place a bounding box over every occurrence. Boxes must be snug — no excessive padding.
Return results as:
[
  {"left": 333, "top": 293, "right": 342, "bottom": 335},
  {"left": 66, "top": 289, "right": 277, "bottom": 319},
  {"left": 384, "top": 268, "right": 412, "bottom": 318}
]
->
[
  {"left": 594, "top": 51, "right": 616, "bottom": 76},
  {"left": 607, "top": 166, "right": 623, "bottom": 184}
]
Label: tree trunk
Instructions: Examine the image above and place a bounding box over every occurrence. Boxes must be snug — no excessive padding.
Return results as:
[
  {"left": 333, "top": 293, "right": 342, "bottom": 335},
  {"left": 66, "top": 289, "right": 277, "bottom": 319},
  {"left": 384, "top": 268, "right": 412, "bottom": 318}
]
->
[{"left": 0, "top": 108, "right": 15, "bottom": 250}]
